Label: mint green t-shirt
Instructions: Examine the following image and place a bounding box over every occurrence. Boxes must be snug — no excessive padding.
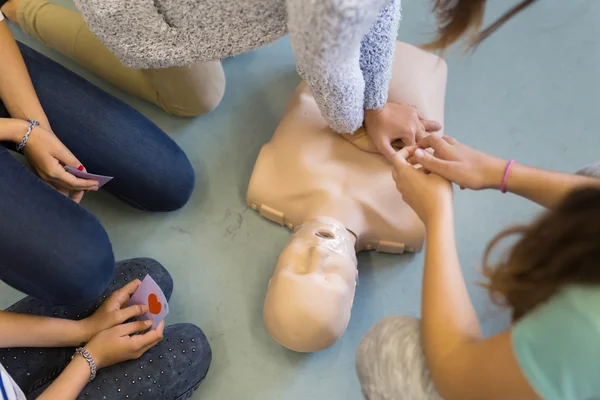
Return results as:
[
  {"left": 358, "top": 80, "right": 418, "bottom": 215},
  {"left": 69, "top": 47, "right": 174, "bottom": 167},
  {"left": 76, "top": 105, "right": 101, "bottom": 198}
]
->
[{"left": 512, "top": 286, "right": 600, "bottom": 400}]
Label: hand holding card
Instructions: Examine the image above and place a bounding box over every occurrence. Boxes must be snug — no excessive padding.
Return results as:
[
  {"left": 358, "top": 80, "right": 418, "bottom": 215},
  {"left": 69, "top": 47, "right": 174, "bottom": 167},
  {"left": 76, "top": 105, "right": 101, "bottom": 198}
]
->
[
  {"left": 64, "top": 165, "right": 113, "bottom": 188},
  {"left": 128, "top": 275, "right": 169, "bottom": 330}
]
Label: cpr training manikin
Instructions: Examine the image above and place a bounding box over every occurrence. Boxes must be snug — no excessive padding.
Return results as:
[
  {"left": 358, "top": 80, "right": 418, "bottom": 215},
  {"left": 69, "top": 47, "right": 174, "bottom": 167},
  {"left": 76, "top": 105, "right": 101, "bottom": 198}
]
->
[{"left": 246, "top": 41, "right": 448, "bottom": 352}]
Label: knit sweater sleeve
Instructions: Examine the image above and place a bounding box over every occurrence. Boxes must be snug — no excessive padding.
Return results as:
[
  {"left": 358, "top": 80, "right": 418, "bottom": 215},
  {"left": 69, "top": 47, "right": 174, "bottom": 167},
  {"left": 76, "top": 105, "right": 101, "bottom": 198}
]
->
[
  {"left": 361, "top": 0, "right": 401, "bottom": 110},
  {"left": 286, "top": 0, "right": 398, "bottom": 134}
]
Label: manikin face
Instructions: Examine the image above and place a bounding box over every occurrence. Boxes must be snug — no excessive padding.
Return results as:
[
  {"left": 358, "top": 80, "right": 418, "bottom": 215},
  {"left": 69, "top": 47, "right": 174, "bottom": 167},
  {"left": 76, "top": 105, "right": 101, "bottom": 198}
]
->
[{"left": 263, "top": 217, "right": 358, "bottom": 352}]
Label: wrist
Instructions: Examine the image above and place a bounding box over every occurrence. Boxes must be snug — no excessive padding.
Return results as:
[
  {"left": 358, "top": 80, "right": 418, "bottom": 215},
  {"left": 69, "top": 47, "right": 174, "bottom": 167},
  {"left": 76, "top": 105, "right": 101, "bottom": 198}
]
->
[
  {"left": 70, "top": 353, "right": 95, "bottom": 377},
  {"left": 482, "top": 157, "right": 510, "bottom": 190},
  {"left": 83, "top": 341, "right": 105, "bottom": 370},
  {"left": 77, "top": 319, "right": 97, "bottom": 344},
  {"left": 425, "top": 197, "right": 453, "bottom": 226},
  {"left": 364, "top": 106, "right": 385, "bottom": 122}
]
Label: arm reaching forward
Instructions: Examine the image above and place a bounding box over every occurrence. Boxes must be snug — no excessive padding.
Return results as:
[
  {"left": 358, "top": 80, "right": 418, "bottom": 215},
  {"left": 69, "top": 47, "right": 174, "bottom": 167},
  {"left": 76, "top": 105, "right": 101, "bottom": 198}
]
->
[{"left": 286, "top": 0, "right": 401, "bottom": 134}]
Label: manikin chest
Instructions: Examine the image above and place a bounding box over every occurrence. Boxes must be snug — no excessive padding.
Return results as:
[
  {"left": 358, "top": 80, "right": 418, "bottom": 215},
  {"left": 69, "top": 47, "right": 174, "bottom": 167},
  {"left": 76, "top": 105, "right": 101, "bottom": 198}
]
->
[{"left": 247, "top": 42, "right": 447, "bottom": 254}]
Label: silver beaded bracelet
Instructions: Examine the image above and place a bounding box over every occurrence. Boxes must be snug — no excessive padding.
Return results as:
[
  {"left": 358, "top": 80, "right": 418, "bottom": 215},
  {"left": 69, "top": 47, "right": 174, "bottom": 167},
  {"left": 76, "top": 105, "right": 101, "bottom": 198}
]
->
[
  {"left": 16, "top": 119, "right": 39, "bottom": 152},
  {"left": 73, "top": 347, "right": 97, "bottom": 382}
]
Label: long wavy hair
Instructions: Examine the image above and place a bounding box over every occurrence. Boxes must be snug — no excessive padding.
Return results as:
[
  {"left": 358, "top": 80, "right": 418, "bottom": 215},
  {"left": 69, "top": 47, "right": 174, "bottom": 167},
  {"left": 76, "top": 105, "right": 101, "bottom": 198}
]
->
[
  {"left": 481, "top": 187, "right": 600, "bottom": 321},
  {"left": 423, "top": 0, "right": 539, "bottom": 51}
]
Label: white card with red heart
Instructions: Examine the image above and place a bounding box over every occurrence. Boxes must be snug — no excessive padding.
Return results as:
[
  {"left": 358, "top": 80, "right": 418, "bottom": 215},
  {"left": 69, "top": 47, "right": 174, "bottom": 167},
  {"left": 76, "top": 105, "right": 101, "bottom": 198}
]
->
[{"left": 128, "top": 275, "right": 169, "bottom": 330}]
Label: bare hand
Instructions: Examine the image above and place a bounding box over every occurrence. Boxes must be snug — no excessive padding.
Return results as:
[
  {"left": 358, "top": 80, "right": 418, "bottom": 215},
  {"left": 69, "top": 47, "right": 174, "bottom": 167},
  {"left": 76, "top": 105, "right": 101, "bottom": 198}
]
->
[
  {"left": 408, "top": 135, "right": 507, "bottom": 190},
  {"left": 391, "top": 147, "right": 453, "bottom": 224},
  {"left": 364, "top": 103, "right": 442, "bottom": 160},
  {"left": 80, "top": 280, "right": 147, "bottom": 342},
  {"left": 86, "top": 320, "right": 164, "bottom": 369},
  {"left": 22, "top": 125, "right": 98, "bottom": 202}
]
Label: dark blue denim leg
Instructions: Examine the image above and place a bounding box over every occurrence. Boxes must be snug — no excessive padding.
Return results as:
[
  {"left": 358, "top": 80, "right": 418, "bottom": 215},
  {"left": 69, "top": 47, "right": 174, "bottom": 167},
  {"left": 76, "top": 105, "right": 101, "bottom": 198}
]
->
[
  {"left": 2, "top": 258, "right": 180, "bottom": 396},
  {"left": 0, "top": 146, "right": 114, "bottom": 304},
  {"left": 15, "top": 42, "right": 195, "bottom": 212},
  {"left": 24, "top": 324, "right": 211, "bottom": 400},
  {"left": 73, "top": 323, "right": 211, "bottom": 400}
]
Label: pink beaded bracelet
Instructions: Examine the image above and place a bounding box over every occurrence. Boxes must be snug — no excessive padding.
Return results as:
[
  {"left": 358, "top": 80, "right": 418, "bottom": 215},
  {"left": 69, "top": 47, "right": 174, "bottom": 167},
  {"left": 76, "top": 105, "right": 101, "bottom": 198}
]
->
[{"left": 500, "top": 160, "right": 516, "bottom": 193}]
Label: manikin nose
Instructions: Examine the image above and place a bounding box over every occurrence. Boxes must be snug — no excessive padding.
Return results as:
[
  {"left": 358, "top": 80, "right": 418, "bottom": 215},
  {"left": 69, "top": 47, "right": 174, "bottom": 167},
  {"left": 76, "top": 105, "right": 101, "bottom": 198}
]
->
[{"left": 306, "top": 245, "right": 329, "bottom": 274}]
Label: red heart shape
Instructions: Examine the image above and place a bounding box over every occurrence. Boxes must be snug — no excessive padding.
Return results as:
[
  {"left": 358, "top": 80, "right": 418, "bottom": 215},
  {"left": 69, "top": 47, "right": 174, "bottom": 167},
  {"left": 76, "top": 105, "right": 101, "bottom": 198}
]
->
[{"left": 148, "top": 293, "right": 162, "bottom": 314}]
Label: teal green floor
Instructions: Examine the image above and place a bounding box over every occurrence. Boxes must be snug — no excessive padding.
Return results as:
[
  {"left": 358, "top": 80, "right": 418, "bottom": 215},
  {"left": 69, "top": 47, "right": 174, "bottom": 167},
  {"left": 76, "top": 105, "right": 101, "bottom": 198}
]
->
[{"left": 2, "top": 0, "right": 599, "bottom": 399}]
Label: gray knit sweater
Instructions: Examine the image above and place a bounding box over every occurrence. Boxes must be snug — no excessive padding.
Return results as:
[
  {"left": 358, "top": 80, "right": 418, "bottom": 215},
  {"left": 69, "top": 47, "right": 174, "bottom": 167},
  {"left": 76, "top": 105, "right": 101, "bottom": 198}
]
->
[{"left": 74, "top": 0, "right": 401, "bottom": 133}]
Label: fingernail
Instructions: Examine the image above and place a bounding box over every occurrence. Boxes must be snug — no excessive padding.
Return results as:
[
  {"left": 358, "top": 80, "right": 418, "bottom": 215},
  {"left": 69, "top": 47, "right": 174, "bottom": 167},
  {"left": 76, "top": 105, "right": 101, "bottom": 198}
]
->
[
  {"left": 415, "top": 149, "right": 425, "bottom": 158},
  {"left": 141, "top": 305, "right": 148, "bottom": 312},
  {"left": 145, "top": 320, "right": 152, "bottom": 326},
  {"left": 77, "top": 165, "right": 84, "bottom": 171},
  {"left": 91, "top": 186, "right": 99, "bottom": 191}
]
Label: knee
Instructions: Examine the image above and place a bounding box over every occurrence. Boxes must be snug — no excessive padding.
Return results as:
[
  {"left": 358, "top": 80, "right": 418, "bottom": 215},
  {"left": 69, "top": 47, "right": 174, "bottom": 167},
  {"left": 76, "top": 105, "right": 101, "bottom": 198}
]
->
[
  {"left": 168, "top": 323, "right": 212, "bottom": 382},
  {"left": 150, "top": 150, "right": 195, "bottom": 212},
  {"left": 125, "top": 148, "right": 195, "bottom": 212},
  {"left": 162, "top": 91, "right": 224, "bottom": 117},
  {"left": 356, "top": 316, "right": 441, "bottom": 400},
  {"left": 357, "top": 316, "right": 421, "bottom": 368},
  {"left": 159, "top": 63, "right": 226, "bottom": 117}
]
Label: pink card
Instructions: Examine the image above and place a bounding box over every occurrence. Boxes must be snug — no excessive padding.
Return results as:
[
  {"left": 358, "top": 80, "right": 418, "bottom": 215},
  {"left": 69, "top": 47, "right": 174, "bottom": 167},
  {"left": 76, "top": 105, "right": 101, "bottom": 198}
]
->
[
  {"left": 64, "top": 166, "right": 113, "bottom": 188},
  {"left": 128, "top": 275, "right": 169, "bottom": 330}
]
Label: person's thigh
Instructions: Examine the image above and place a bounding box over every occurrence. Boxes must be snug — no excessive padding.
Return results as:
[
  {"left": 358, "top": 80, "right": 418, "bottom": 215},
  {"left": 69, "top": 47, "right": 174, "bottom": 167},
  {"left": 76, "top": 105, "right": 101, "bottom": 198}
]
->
[
  {"left": 2, "top": 258, "right": 174, "bottom": 396},
  {"left": 17, "top": 43, "right": 196, "bottom": 212},
  {"left": 18, "top": 0, "right": 225, "bottom": 117},
  {"left": 0, "top": 146, "right": 114, "bottom": 304},
  {"left": 75, "top": 323, "right": 211, "bottom": 400},
  {"left": 25, "top": 323, "right": 211, "bottom": 400}
]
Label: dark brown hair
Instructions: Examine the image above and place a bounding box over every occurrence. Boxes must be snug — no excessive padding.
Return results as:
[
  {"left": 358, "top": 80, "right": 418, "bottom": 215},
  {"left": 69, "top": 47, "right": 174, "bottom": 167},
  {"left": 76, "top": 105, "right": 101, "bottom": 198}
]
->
[
  {"left": 423, "top": 0, "right": 539, "bottom": 52},
  {"left": 481, "top": 186, "right": 600, "bottom": 322}
]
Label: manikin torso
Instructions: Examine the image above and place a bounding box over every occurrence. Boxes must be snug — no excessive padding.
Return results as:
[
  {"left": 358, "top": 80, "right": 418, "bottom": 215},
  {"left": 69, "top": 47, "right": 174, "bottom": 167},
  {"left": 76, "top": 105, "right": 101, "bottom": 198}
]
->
[
  {"left": 247, "top": 42, "right": 447, "bottom": 253},
  {"left": 247, "top": 42, "right": 448, "bottom": 352}
]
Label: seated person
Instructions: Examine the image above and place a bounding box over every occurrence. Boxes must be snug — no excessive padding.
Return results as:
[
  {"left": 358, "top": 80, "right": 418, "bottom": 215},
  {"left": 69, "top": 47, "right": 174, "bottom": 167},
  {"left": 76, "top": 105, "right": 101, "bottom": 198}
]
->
[
  {"left": 356, "top": 135, "right": 600, "bottom": 399},
  {"left": 0, "top": 258, "right": 211, "bottom": 399},
  {"left": 0, "top": 11, "right": 194, "bottom": 304}
]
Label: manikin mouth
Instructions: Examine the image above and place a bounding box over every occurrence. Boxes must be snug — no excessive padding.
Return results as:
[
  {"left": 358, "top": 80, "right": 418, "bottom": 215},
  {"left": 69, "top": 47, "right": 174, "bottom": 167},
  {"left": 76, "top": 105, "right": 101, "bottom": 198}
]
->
[{"left": 314, "top": 229, "right": 335, "bottom": 239}]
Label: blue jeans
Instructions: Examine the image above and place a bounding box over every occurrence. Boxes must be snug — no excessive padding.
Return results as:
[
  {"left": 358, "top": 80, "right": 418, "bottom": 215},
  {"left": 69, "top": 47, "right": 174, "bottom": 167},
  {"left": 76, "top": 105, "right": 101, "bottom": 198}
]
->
[{"left": 0, "top": 43, "right": 195, "bottom": 304}]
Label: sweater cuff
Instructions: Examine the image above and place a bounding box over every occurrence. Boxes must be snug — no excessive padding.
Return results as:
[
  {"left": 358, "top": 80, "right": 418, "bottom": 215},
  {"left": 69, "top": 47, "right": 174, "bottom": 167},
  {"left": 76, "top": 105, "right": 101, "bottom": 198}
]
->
[{"left": 363, "top": 71, "right": 391, "bottom": 110}]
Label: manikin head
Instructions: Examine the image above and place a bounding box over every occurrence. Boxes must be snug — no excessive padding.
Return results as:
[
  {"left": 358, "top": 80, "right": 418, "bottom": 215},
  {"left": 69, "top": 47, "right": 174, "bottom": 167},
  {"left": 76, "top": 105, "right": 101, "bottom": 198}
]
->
[{"left": 264, "top": 217, "right": 358, "bottom": 352}]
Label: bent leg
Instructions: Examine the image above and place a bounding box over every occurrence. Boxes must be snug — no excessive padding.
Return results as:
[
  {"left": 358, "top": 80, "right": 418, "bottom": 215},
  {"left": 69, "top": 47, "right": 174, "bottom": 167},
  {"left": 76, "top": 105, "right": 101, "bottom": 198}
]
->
[
  {"left": 16, "top": 0, "right": 225, "bottom": 116},
  {"left": 2, "top": 258, "right": 174, "bottom": 395},
  {"left": 0, "top": 146, "right": 114, "bottom": 304},
  {"left": 76, "top": 323, "right": 211, "bottom": 399},
  {"left": 17, "top": 43, "right": 196, "bottom": 211},
  {"left": 356, "top": 316, "right": 442, "bottom": 400}
]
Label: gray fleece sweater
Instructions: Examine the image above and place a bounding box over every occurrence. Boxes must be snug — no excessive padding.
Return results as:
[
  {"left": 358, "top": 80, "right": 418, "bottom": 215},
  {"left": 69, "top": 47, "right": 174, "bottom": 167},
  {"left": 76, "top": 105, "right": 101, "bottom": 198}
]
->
[{"left": 74, "top": 0, "right": 401, "bottom": 133}]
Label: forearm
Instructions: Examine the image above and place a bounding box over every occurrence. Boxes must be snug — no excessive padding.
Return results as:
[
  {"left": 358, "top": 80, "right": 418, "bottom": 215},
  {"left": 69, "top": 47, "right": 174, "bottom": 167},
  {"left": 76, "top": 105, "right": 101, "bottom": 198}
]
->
[
  {"left": 502, "top": 162, "right": 600, "bottom": 209},
  {"left": 359, "top": 0, "right": 401, "bottom": 110},
  {"left": 37, "top": 356, "right": 90, "bottom": 400},
  {"left": 0, "top": 21, "right": 50, "bottom": 128},
  {"left": 0, "top": 118, "right": 28, "bottom": 142},
  {"left": 286, "top": 0, "right": 389, "bottom": 133},
  {"left": 421, "top": 203, "right": 481, "bottom": 373},
  {"left": 0, "top": 310, "right": 89, "bottom": 348}
]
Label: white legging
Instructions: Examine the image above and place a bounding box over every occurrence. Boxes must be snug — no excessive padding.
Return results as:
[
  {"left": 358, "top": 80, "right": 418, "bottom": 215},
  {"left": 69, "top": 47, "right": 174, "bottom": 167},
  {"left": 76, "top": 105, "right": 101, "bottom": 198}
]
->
[{"left": 356, "top": 316, "right": 443, "bottom": 400}]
